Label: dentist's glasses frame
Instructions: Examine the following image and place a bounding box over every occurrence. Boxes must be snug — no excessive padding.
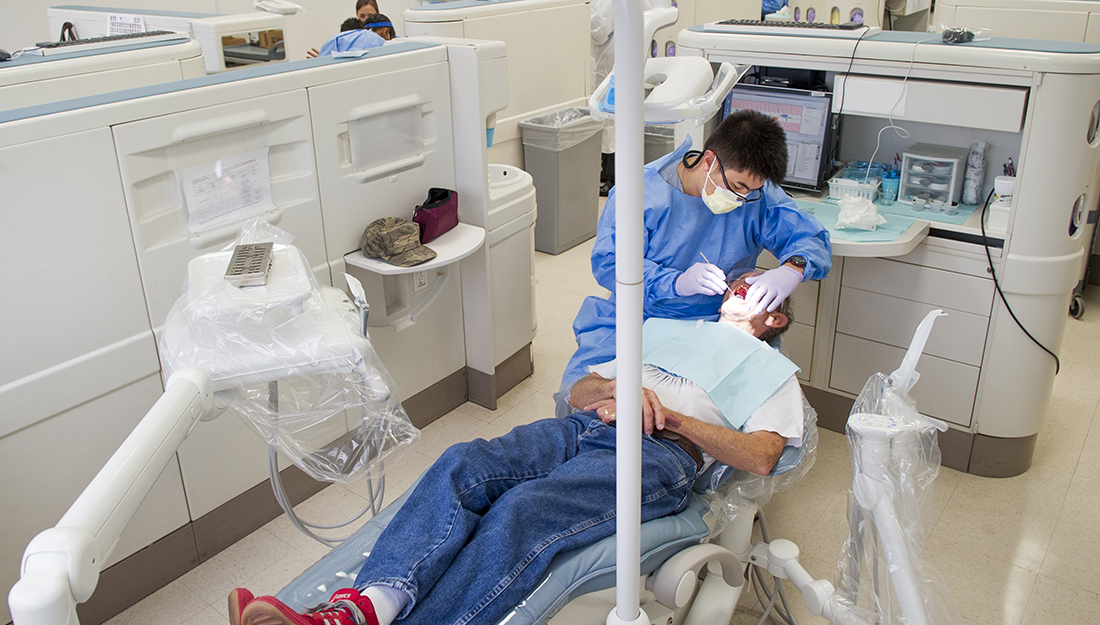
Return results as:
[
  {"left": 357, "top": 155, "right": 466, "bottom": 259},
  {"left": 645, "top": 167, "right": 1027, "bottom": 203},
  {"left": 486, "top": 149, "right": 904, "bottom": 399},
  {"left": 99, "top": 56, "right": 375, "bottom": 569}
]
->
[{"left": 712, "top": 153, "right": 764, "bottom": 203}]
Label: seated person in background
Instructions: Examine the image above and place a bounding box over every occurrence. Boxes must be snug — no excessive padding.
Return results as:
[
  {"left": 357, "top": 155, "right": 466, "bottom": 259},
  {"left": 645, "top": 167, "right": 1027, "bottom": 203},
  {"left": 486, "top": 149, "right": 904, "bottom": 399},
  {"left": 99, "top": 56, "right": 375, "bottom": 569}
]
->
[
  {"left": 363, "top": 13, "right": 397, "bottom": 40},
  {"left": 306, "top": 0, "right": 382, "bottom": 57},
  {"left": 312, "top": 19, "right": 386, "bottom": 57},
  {"left": 226, "top": 272, "right": 802, "bottom": 625},
  {"left": 356, "top": 0, "right": 380, "bottom": 21}
]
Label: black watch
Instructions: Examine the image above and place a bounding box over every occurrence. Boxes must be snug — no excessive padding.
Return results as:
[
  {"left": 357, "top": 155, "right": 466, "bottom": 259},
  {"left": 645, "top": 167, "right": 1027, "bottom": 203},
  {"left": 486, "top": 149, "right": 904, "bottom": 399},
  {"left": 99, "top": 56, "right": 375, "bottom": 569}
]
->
[{"left": 784, "top": 255, "right": 808, "bottom": 270}]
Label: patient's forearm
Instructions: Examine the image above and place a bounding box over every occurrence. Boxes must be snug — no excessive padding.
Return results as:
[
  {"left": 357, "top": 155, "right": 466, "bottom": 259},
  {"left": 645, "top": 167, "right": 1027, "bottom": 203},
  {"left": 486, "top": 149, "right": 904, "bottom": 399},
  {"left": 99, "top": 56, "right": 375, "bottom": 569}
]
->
[
  {"left": 569, "top": 374, "right": 616, "bottom": 409},
  {"left": 665, "top": 412, "right": 784, "bottom": 476}
]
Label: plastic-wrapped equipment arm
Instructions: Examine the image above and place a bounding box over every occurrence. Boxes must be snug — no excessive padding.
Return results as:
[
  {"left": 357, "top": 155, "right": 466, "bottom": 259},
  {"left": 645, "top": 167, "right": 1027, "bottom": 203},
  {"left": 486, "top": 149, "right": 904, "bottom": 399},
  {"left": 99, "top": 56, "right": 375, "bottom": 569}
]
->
[{"left": 8, "top": 369, "right": 214, "bottom": 625}]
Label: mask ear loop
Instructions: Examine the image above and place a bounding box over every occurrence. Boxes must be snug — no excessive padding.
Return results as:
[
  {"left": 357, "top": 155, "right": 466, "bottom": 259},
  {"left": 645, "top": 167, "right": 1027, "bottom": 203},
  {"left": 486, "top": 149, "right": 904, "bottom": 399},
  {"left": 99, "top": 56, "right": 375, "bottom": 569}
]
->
[{"left": 682, "top": 150, "right": 704, "bottom": 169}]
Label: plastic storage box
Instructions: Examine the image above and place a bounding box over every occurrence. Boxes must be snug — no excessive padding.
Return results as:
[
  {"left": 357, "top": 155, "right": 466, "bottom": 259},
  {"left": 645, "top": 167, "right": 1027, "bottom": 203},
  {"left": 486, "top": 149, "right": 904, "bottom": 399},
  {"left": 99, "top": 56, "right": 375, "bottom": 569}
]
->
[{"left": 900, "top": 143, "right": 969, "bottom": 206}]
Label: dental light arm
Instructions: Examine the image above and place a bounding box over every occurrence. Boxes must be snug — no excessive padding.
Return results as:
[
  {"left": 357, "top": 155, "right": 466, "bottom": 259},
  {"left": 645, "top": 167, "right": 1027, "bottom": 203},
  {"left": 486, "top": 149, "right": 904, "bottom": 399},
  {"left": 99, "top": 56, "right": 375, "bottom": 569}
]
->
[{"left": 8, "top": 369, "right": 214, "bottom": 625}]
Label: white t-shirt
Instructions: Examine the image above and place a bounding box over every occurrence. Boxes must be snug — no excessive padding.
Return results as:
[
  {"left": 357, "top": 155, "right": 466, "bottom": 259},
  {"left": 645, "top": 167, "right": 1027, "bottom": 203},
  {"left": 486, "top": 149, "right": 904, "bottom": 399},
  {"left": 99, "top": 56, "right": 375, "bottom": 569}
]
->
[{"left": 586, "top": 361, "right": 803, "bottom": 469}]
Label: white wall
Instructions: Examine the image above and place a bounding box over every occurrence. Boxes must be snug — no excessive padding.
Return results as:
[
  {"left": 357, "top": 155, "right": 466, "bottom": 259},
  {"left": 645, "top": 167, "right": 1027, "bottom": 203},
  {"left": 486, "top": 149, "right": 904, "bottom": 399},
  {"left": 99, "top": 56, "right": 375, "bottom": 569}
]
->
[{"left": 0, "top": 0, "right": 413, "bottom": 65}]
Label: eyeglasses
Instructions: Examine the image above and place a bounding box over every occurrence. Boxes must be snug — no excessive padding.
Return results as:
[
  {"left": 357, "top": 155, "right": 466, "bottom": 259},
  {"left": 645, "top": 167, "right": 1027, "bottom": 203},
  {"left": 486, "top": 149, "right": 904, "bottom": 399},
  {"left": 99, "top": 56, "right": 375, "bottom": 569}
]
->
[{"left": 713, "top": 155, "right": 764, "bottom": 202}]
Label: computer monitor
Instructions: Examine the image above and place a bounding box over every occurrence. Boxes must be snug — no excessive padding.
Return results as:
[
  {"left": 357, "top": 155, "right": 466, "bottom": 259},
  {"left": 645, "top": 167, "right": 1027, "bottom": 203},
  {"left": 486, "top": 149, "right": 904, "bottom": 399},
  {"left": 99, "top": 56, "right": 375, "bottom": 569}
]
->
[{"left": 723, "top": 84, "right": 836, "bottom": 192}]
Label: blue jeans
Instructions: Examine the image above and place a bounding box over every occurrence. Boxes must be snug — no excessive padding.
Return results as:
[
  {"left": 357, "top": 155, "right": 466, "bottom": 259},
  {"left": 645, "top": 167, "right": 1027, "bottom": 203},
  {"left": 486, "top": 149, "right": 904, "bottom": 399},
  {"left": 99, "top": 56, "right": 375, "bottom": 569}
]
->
[{"left": 352, "top": 412, "right": 698, "bottom": 625}]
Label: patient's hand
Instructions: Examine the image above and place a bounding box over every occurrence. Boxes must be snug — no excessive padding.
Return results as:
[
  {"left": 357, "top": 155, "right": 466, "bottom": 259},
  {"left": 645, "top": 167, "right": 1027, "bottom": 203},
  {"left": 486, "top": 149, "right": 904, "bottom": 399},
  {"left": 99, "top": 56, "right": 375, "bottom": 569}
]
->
[{"left": 585, "top": 388, "right": 669, "bottom": 435}]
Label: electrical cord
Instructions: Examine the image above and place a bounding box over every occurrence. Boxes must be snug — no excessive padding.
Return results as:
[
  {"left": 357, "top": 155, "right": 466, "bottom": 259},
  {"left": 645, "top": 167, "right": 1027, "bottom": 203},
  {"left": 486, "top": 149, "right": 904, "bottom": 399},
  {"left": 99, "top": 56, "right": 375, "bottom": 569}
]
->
[
  {"left": 861, "top": 36, "right": 940, "bottom": 184},
  {"left": 980, "top": 188, "right": 1062, "bottom": 374},
  {"left": 59, "top": 22, "right": 78, "bottom": 42},
  {"left": 833, "top": 28, "right": 871, "bottom": 118}
]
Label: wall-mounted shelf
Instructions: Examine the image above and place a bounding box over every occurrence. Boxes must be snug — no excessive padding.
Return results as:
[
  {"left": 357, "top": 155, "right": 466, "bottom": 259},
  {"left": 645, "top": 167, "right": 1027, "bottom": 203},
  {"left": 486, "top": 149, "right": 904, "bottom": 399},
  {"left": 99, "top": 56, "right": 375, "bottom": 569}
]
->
[{"left": 344, "top": 222, "right": 486, "bottom": 275}]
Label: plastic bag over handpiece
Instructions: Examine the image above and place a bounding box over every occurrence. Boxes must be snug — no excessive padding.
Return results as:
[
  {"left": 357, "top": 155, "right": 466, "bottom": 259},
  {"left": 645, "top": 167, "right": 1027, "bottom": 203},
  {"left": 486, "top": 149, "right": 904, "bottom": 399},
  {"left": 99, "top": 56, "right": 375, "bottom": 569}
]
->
[
  {"left": 160, "top": 219, "right": 420, "bottom": 484},
  {"left": 934, "top": 22, "right": 992, "bottom": 43},
  {"left": 828, "top": 310, "right": 961, "bottom": 625},
  {"left": 701, "top": 394, "right": 819, "bottom": 535}
]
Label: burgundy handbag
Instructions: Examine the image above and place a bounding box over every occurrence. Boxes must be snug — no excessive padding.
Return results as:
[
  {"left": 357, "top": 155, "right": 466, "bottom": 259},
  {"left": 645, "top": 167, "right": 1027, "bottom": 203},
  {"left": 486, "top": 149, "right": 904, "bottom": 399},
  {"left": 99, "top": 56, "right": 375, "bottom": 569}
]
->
[{"left": 412, "top": 188, "right": 459, "bottom": 244}]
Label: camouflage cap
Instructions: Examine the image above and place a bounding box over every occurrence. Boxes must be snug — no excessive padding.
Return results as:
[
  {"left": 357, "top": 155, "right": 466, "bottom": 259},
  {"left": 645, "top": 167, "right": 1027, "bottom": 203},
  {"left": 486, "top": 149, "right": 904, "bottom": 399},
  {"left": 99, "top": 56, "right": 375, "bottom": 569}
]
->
[{"left": 360, "top": 217, "right": 437, "bottom": 267}]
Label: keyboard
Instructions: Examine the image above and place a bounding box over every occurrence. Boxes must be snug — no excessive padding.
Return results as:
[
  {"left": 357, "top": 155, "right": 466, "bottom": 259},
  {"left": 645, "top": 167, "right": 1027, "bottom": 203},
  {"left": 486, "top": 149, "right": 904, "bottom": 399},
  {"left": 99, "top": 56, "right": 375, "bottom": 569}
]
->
[
  {"left": 32, "top": 30, "right": 188, "bottom": 56},
  {"left": 707, "top": 19, "right": 881, "bottom": 38}
]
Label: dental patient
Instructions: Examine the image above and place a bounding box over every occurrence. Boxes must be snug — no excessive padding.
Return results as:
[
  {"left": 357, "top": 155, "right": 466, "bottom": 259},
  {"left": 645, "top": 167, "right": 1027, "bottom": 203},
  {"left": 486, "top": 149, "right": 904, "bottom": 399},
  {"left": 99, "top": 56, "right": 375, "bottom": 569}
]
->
[{"left": 228, "top": 271, "right": 802, "bottom": 625}]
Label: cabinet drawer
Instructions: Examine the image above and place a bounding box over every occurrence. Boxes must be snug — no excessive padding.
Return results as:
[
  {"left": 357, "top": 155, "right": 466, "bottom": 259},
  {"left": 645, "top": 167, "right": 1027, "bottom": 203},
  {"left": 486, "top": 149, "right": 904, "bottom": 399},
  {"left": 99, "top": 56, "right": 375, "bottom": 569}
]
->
[
  {"left": 837, "top": 287, "right": 989, "bottom": 366},
  {"left": 831, "top": 333, "right": 977, "bottom": 428},
  {"left": 781, "top": 322, "right": 814, "bottom": 383},
  {"left": 842, "top": 256, "right": 994, "bottom": 316}
]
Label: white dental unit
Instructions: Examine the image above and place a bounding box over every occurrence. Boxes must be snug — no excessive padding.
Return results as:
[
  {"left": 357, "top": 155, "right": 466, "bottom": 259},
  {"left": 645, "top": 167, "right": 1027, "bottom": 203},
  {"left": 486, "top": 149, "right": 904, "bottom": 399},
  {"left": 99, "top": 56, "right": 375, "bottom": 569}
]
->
[
  {"left": 933, "top": 0, "right": 1100, "bottom": 43},
  {"left": 403, "top": 0, "right": 590, "bottom": 167},
  {"left": 46, "top": 5, "right": 289, "bottom": 74},
  {"left": 0, "top": 38, "right": 534, "bottom": 624},
  {"left": 679, "top": 25, "right": 1100, "bottom": 478},
  {"left": 0, "top": 35, "right": 205, "bottom": 112}
]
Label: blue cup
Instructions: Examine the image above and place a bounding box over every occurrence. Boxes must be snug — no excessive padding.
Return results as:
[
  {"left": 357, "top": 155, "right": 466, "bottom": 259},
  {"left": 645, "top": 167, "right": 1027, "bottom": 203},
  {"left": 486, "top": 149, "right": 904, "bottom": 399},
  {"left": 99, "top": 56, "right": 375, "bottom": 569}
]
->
[{"left": 881, "top": 177, "right": 900, "bottom": 205}]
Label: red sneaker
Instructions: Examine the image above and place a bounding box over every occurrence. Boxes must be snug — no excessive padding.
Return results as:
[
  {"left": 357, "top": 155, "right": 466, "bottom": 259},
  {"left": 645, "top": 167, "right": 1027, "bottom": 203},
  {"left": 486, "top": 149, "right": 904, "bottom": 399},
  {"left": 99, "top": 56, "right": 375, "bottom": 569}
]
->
[
  {"left": 229, "top": 588, "right": 255, "bottom": 625},
  {"left": 241, "top": 589, "right": 379, "bottom": 625}
]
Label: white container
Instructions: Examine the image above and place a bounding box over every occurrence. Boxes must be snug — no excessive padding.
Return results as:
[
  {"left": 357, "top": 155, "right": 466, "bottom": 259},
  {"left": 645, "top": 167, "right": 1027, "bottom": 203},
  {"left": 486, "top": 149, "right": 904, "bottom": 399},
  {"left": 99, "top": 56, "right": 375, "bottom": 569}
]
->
[
  {"left": 899, "top": 143, "right": 969, "bottom": 205},
  {"left": 828, "top": 175, "right": 881, "bottom": 202}
]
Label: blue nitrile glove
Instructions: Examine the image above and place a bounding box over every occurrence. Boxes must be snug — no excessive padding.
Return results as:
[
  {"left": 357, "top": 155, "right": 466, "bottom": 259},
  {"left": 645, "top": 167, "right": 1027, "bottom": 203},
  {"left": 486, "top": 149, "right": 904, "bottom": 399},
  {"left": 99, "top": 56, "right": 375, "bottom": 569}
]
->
[
  {"left": 744, "top": 265, "right": 803, "bottom": 313},
  {"left": 675, "top": 263, "right": 727, "bottom": 297}
]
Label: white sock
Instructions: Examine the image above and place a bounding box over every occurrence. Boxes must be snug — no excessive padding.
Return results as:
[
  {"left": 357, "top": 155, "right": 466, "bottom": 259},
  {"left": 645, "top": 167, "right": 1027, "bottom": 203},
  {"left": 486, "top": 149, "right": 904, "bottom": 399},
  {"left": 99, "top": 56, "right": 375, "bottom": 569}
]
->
[{"left": 363, "top": 585, "right": 409, "bottom": 625}]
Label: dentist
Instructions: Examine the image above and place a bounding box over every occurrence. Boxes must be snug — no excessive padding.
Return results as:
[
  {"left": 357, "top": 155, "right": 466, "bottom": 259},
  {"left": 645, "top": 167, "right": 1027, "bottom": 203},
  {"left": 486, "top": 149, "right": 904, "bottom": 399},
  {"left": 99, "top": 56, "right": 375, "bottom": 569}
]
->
[{"left": 557, "top": 109, "right": 831, "bottom": 416}]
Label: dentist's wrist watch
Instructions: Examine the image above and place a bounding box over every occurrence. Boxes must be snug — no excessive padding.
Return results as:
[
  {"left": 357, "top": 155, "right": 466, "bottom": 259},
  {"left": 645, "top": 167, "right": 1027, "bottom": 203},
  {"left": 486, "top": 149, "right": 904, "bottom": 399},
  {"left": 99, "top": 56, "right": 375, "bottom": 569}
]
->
[{"left": 783, "top": 255, "right": 807, "bottom": 273}]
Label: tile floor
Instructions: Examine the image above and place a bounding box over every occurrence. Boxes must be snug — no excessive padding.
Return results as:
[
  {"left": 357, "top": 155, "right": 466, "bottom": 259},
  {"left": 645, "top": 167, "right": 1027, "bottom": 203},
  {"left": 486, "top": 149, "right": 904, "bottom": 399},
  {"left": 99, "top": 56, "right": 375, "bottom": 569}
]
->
[{"left": 106, "top": 238, "right": 1100, "bottom": 625}]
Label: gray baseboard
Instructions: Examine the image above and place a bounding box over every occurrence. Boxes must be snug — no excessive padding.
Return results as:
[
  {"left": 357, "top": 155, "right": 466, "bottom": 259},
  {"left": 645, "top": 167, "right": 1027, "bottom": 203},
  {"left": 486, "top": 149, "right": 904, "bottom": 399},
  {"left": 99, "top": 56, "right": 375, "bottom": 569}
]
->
[
  {"left": 402, "top": 368, "right": 468, "bottom": 429},
  {"left": 60, "top": 370, "right": 472, "bottom": 625},
  {"left": 467, "top": 344, "right": 534, "bottom": 410}
]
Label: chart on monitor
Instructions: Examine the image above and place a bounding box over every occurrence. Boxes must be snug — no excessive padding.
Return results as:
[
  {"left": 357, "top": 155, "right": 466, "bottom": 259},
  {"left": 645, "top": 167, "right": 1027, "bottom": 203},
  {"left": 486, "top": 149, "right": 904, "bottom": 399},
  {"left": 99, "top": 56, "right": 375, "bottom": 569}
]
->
[{"left": 724, "top": 84, "right": 835, "bottom": 192}]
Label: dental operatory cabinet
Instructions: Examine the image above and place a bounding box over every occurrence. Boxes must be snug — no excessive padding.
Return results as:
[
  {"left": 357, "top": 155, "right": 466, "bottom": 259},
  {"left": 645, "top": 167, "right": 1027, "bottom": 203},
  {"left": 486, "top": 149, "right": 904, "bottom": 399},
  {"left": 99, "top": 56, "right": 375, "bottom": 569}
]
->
[
  {"left": 680, "top": 27, "right": 1100, "bottom": 478},
  {"left": 0, "top": 40, "right": 535, "bottom": 625}
]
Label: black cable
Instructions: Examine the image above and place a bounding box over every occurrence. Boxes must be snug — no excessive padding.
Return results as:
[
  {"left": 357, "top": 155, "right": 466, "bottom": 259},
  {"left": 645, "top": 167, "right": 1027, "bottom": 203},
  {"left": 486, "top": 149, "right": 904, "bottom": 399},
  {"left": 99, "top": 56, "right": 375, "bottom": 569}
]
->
[
  {"left": 833, "top": 28, "right": 870, "bottom": 118},
  {"left": 59, "top": 22, "right": 77, "bottom": 42},
  {"left": 980, "top": 187, "right": 1061, "bottom": 374}
]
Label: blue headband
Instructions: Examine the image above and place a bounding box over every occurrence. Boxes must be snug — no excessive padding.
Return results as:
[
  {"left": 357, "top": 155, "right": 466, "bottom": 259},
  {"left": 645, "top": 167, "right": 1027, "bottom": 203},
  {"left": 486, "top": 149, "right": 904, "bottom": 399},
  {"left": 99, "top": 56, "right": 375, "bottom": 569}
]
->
[{"left": 367, "top": 21, "right": 393, "bottom": 29}]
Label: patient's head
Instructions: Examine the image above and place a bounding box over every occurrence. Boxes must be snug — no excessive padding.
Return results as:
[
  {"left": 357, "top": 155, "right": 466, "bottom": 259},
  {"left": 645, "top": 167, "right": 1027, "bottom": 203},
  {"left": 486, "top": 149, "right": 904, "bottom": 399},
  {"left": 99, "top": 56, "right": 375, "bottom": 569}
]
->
[
  {"left": 340, "top": 17, "right": 364, "bottom": 31},
  {"left": 363, "top": 13, "right": 396, "bottom": 40},
  {"left": 720, "top": 271, "right": 793, "bottom": 344}
]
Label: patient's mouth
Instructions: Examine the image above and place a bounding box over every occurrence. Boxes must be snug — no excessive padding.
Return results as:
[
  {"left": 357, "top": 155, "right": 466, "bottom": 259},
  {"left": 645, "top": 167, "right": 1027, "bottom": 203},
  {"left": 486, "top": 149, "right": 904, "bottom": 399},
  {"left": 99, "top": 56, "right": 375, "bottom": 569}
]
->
[{"left": 732, "top": 284, "right": 748, "bottom": 299}]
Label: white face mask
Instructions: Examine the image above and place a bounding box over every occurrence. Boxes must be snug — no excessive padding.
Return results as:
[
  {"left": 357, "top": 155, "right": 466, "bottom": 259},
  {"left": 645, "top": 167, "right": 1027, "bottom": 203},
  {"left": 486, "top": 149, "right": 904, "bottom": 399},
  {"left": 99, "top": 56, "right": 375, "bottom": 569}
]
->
[{"left": 701, "top": 159, "right": 744, "bottom": 215}]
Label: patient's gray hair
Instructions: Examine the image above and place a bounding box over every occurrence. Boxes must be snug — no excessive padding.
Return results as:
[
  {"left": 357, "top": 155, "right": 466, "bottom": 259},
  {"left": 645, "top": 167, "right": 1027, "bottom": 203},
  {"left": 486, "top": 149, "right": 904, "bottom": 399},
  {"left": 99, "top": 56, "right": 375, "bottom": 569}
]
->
[{"left": 760, "top": 296, "right": 794, "bottom": 345}]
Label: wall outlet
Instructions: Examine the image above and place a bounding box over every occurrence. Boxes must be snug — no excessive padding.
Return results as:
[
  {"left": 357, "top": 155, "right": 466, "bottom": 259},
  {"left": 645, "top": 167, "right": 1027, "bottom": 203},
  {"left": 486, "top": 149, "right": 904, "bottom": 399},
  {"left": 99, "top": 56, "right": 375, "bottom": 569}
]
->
[{"left": 414, "top": 270, "right": 429, "bottom": 293}]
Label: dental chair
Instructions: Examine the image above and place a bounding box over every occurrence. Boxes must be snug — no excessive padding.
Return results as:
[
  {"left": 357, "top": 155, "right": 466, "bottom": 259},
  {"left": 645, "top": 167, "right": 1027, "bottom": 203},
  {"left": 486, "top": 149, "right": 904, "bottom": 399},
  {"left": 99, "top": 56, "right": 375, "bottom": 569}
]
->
[{"left": 272, "top": 399, "right": 820, "bottom": 625}]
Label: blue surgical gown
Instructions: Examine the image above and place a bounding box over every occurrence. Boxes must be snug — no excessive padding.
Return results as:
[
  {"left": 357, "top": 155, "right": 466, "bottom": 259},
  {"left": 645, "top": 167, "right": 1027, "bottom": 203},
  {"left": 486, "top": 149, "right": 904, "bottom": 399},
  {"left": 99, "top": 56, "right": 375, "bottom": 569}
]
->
[
  {"left": 318, "top": 29, "right": 386, "bottom": 56},
  {"left": 557, "top": 138, "right": 831, "bottom": 408}
]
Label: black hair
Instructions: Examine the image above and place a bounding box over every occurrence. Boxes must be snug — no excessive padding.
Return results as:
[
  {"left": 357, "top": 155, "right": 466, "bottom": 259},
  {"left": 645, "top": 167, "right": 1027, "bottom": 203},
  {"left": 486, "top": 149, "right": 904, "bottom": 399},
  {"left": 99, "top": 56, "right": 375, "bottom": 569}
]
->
[
  {"left": 355, "top": 0, "right": 379, "bottom": 12},
  {"left": 340, "top": 17, "right": 364, "bottom": 31},
  {"left": 363, "top": 13, "right": 396, "bottom": 39},
  {"left": 703, "top": 110, "right": 789, "bottom": 186}
]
